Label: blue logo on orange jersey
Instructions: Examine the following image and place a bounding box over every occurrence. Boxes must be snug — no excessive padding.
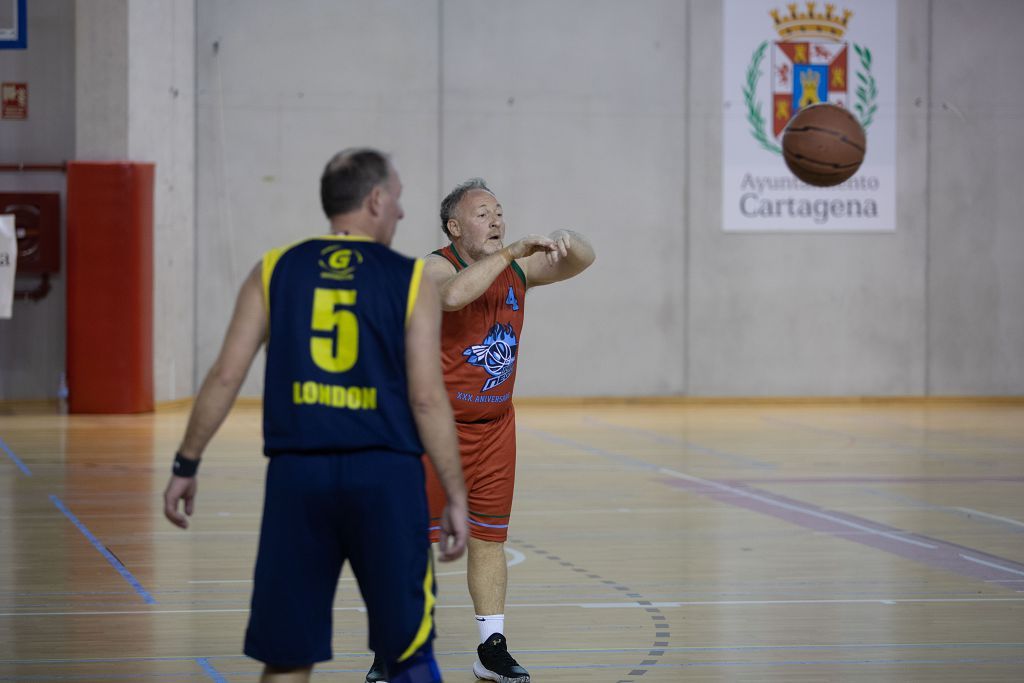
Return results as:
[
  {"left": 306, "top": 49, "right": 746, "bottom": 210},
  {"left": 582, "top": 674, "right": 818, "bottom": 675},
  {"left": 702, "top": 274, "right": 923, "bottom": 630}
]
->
[
  {"left": 505, "top": 286, "right": 520, "bottom": 311},
  {"left": 463, "top": 323, "right": 518, "bottom": 392}
]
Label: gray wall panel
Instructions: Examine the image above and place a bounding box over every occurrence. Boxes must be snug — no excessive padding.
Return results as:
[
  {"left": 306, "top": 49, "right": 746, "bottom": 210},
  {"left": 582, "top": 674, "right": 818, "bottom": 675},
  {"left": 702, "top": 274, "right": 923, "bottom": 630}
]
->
[
  {"left": 195, "top": 0, "right": 441, "bottom": 397},
  {"left": 442, "top": 0, "right": 688, "bottom": 395},
  {"left": 928, "top": 0, "right": 1024, "bottom": 394}
]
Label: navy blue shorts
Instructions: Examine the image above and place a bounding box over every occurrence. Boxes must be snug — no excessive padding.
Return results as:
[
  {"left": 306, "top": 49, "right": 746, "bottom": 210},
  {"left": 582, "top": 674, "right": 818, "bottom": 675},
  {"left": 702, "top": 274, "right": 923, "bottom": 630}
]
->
[{"left": 243, "top": 451, "right": 435, "bottom": 668}]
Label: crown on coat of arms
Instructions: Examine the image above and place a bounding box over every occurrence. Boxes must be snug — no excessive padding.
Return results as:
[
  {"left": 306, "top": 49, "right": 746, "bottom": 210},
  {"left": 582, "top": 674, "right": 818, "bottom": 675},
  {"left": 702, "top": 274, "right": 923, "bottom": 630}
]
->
[{"left": 771, "top": 2, "right": 852, "bottom": 41}]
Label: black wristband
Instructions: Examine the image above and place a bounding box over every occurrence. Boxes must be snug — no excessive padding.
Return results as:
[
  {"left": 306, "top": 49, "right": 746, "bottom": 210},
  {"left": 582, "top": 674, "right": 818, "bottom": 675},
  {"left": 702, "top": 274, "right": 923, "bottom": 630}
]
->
[{"left": 173, "top": 452, "right": 200, "bottom": 478}]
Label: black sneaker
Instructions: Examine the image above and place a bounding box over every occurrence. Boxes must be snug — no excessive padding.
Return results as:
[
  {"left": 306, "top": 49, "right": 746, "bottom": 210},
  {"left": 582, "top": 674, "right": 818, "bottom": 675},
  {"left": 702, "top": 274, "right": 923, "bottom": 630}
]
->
[
  {"left": 365, "top": 655, "right": 388, "bottom": 683},
  {"left": 473, "top": 633, "right": 530, "bottom": 682}
]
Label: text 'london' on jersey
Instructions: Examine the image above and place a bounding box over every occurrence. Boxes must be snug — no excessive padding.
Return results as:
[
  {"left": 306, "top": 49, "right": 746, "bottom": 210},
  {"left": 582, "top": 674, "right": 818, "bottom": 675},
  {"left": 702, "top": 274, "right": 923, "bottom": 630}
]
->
[{"left": 463, "top": 323, "right": 518, "bottom": 392}]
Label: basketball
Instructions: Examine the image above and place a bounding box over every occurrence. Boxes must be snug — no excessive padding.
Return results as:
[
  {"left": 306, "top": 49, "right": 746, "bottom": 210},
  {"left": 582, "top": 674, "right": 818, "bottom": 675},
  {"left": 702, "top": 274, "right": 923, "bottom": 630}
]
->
[{"left": 781, "top": 103, "right": 866, "bottom": 187}]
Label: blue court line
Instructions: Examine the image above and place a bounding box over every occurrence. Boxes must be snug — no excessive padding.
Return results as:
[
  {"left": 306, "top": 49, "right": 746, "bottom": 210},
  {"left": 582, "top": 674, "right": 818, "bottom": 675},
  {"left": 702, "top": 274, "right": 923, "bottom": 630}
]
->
[
  {"left": 0, "top": 435, "right": 31, "bottom": 476},
  {"left": 195, "top": 658, "right": 227, "bottom": 683},
  {"left": 48, "top": 495, "right": 157, "bottom": 605}
]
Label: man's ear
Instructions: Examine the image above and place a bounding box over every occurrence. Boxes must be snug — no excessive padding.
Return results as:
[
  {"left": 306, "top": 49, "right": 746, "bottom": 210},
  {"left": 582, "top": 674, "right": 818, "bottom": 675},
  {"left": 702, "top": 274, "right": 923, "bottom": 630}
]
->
[
  {"left": 446, "top": 218, "right": 461, "bottom": 238},
  {"left": 366, "top": 186, "right": 384, "bottom": 217}
]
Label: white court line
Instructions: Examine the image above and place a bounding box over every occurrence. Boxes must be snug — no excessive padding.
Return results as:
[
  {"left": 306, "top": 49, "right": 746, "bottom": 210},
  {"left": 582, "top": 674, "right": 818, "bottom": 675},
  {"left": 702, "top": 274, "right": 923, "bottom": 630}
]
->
[
  {"left": 957, "top": 507, "right": 1024, "bottom": 529},
  {"left": 187, "top": 545, "right": 526, "bottom": 583},
  {"left": 659, "top": 467, "right": 937, "bottom": 549},
  {"left": 5, "top": 597, "right": 1024, "bottom": 618},
  {"left": 960, "top": 554, "right": 1024, "bottom": 577}
]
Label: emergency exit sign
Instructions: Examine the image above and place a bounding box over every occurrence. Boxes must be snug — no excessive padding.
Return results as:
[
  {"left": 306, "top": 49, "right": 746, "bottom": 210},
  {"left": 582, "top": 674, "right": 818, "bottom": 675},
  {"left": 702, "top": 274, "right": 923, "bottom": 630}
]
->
[{"left": 2, "top": 82, "right": 27, "bottom": 119}]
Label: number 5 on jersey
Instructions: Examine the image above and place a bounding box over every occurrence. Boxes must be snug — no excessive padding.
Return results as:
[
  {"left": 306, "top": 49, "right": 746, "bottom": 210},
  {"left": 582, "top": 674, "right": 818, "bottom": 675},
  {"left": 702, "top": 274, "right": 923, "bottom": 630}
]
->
[{"left": 310, "top": 288, "right": 358, "bottom": 373}]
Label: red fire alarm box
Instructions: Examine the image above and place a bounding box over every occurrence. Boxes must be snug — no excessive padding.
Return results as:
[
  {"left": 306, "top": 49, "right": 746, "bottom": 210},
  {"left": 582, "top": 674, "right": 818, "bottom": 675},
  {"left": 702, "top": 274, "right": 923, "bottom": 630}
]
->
[
  {"left": 1, "top": 83, "right": 28, "bottom": 120},
  {"left": 0, "top": 193, "right": 60, "bottom": 274}
]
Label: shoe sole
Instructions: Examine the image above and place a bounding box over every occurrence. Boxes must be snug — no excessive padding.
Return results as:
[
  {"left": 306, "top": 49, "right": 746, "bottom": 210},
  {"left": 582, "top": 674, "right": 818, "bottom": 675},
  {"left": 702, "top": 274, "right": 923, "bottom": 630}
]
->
[{"left": 472, "top": 659, "right": 530, "bottom": 683}]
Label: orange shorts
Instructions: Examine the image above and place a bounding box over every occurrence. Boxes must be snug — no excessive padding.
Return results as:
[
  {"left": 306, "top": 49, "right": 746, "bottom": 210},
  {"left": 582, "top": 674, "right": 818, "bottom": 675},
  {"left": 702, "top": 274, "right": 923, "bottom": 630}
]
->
[{"left": 424, "top": 407, "right": 516, "bottom": 543}]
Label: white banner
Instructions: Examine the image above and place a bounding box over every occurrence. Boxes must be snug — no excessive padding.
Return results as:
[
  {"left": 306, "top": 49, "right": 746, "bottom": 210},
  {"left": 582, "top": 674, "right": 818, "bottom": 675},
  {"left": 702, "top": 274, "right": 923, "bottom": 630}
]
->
[
  {"left": 722, "top": 0, "right": 897, "bottom": 231},
  {"left": 0, "top": 214, "right": 16, "bottom": 318}
]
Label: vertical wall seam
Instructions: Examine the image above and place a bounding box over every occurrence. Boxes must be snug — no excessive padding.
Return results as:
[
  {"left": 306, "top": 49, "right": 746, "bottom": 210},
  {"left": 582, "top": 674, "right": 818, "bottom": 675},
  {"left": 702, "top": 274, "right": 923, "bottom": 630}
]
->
[
  {"left": 192, "top": 0, "right": 200, "bottom": 394},
  {"left": 682, "top": 0, "right": 692, "bottom": 396},
  {"left": 924, "top": 0, "right": 934, "bottom": 396},
  {"left": 437, "top": 0, "right": 445, "bottom": 243}
]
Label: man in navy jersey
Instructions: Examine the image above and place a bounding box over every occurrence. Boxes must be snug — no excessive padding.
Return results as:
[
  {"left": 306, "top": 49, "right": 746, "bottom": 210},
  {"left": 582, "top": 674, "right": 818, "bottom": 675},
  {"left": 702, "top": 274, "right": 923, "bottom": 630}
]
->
[{"left": 162, "top": 148, "right": 468, "bottom": 683}]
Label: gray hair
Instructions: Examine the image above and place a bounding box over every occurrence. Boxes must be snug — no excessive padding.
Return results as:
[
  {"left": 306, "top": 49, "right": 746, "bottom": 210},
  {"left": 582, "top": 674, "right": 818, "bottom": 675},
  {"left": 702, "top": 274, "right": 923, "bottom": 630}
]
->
[{"left": 439, "top": 178, "right": 493, "bottom": 238}]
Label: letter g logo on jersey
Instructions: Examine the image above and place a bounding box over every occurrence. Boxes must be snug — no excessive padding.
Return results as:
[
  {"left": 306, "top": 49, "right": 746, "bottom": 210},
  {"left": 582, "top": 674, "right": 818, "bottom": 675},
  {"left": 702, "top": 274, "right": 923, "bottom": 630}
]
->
[
  {"left": 318, "top": 245, "right": 363, "bottom": 281},
  {"left": 463, "top": 323, "right": 518, "bottom": 392}
]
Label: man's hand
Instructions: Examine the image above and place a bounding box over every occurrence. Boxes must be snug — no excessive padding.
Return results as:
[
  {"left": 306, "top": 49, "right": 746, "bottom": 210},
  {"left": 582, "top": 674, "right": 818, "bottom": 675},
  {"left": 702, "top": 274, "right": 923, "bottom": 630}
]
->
[
  {"left": 545, "top": 229, "right": 574, "bottom": 264},
  {"left": 506, "top": 234, "right": 557, "bottom": 261},
  {"left": 521, "top": 228, "right": 595, "bottom": 287},
  {"left": 436, "top": 498, "right": 469, "bottom": 561},
  {"left": 163, "top": 476, "right": 198, "bottom": 529}
]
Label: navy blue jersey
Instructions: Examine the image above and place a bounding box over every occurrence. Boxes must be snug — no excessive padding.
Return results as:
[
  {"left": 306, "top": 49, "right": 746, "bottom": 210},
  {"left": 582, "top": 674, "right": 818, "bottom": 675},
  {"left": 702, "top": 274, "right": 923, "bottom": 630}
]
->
[{"left": 260, "top": 235, "right": 425, "bottom": 457}]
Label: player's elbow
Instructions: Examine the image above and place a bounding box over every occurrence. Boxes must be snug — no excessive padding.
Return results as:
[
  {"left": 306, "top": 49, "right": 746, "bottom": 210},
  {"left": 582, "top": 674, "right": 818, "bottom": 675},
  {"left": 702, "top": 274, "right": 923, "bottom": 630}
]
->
[
  {"left": 208, "top": 361, "right": 246, "bottom": 390},
  {"left": 577, "top": 248, "right": 596, "bottom": 269},
  {"left": 438, "top": 290, "right": 468, "bottom": 312}
]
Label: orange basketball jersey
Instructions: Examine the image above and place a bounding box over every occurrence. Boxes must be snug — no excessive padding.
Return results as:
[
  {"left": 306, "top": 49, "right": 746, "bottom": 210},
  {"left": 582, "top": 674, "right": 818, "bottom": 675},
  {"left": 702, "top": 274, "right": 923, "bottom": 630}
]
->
[{"left": 432, "top": 244, "right": 526, "bottom": 423}]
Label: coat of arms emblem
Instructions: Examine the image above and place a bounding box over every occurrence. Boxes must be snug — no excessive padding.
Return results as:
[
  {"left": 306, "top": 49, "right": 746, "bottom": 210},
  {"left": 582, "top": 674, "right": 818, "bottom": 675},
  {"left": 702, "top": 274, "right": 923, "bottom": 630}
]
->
[{"left": 745, "top": 3, "right": 877, "bottom": 154}]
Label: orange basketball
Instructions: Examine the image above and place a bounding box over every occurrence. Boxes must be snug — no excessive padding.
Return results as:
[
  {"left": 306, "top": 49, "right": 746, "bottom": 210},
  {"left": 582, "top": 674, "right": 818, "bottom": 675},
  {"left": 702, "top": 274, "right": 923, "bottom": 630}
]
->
[{"left": 781, "top": 103, "right": 866, "bottom": 187}]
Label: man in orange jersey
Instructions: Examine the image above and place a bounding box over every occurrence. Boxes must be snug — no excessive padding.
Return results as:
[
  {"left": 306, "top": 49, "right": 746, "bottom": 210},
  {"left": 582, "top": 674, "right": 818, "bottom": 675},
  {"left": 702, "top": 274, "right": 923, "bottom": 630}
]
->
[{"left": 369, "top": 177, "right": 594, "bottom": 683}]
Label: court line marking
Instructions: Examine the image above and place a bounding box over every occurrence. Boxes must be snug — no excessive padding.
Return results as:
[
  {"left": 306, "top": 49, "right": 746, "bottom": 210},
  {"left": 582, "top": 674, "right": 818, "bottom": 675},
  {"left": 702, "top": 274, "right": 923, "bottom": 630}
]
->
[
  {"left": 959, "top": 554, "right": 1024, "bottom": 577},
  {"left": 659, "top": 469, "right": 1024, "bottom": 587},
  {"left": 4, "top": 596, "right": 1024, "bottom": 618},
  {"left": 186, "top": 546, "right": 526, "bottom": 583},
  {"left": 0, "top": 435, "right": 31, "bottom": 476},
  {"left": 4, "top": 642, "right": 1024, "bottom": 665},
  {"left": 194, "top": 657, "right": 226, "bottom": 683},
  {"left": 526, "top": 429, "right": 1024, "bottom": 587},
  {"left": 658, "top": 467, "right": 937, "bottom": 549},
  {"left": 48, "top": 495, "right": 157, "bottom": 605},
  {"left": 956, "top": 507, "right": 1024, "bottom": 529}
]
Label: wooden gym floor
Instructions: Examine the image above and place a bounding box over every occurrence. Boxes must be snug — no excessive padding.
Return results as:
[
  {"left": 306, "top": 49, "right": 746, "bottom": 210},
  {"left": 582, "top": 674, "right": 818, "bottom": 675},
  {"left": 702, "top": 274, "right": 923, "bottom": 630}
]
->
[{"left": 1, "top": 400, "right": 1023, "bottom": 681}]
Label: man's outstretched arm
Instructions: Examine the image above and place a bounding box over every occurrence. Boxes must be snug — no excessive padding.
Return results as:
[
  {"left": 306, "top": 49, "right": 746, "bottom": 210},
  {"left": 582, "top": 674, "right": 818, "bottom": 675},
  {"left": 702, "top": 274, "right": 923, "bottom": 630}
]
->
[{"left": 426, "top": 235, "right": 558, "bottom": 311}]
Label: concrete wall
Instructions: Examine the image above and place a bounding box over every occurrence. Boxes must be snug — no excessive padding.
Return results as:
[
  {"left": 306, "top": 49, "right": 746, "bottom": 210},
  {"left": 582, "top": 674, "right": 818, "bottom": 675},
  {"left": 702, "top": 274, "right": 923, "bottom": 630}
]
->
[
  {"left": 0, "top": 0, "right": 74, "bottom": 400},
  {"left": 76, "top": 0, "right": 196, "bottom": 402},
  {"left": 196, "top": 0, "right": 1024, "bottom": 398},
  {"left": 2, "top": 0, "right": 1022, "bottom": 400},
  {"left": 928, "top": 0, "right": 1024, "bottom": 394},
  {"left": 194, "top": 0, "right": 442, "bottom": 397}
]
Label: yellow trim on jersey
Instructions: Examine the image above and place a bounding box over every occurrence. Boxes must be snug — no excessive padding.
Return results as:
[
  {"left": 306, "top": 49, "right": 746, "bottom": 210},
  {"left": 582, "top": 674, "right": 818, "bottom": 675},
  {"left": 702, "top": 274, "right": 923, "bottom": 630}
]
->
[
  {"left": 261, "top": 234, "right": 376, "bottom": 315},
  {"left": 405, "top": 258, "right": 425, "bottom": 326},
  {"left": 397, "top": 549, "right": 436, "bottom": 662},
  {"left": 261, "top": 246, "right": 286, "bottom": 316},
  {"left": 321, "top": 233, "right": 374, "bottom": 242}
]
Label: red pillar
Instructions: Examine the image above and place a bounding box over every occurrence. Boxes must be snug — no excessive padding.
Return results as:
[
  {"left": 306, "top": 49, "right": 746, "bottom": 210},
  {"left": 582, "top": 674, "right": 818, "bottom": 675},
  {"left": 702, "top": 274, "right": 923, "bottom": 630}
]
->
[{"left": 66, "top": 162, "right": 154, "bottom": 413}]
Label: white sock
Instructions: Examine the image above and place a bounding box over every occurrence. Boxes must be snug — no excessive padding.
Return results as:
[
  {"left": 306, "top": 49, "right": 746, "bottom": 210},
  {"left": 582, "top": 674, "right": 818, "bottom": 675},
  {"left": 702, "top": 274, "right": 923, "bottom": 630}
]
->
[{"left": 475, "top": 614, "right": 505, "bottom": 643}]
